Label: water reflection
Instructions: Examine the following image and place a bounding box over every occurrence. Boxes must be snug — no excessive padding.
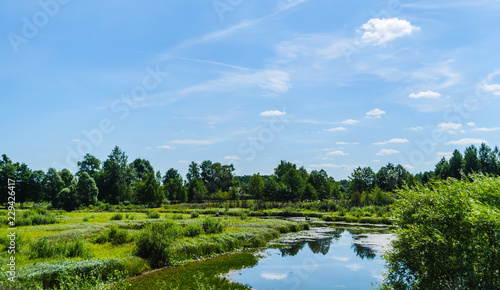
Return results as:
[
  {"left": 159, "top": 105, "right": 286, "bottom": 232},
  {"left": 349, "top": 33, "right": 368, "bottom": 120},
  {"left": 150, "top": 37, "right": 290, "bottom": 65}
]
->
[
  {"left": 227, "top": 226, "right": 392, "bottom": 290},
  {"left": 351, "top": 243, "right": 376, "bottom": 260}
]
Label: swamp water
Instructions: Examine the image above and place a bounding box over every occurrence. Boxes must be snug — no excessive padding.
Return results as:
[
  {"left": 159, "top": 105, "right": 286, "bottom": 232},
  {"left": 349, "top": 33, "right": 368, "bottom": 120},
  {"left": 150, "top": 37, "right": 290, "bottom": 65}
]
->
[{"left": 226, "top": 226, "right": 393, "bottom": 290}]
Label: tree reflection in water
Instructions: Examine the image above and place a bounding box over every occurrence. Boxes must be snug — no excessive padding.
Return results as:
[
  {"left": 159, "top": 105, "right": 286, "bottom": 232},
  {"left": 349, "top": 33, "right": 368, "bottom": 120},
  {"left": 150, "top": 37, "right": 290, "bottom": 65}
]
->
[
  {"left": 279, "top": 228, "right": 345, "bottom": 257},
  {"left": 351, "top": 241, "right": 376, "bottom": 260}
]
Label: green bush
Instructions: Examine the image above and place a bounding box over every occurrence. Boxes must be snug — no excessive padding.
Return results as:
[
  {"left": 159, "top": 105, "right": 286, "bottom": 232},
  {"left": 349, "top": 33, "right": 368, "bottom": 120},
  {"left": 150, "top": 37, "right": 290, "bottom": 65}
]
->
[
  {"left": 110, "top": 213, "right": 123, "bottom": 221},
  {"left": 146, "top": 211, "right": 161, "bottom": 219},
  {"left": 190, "top": 210, "right": 200, "bottom": 218},
  {"left": 239, "top": 212, "right": 248, "bottom": 220},
  {"left": 135, "top": 221, "right": 182, "bottom": 268},
  {"left": 202, "top": 217, "right": 225, "bottom": 234},
  {"left": 93, "top": 225, "right": 131, "bottom": 245},
  {"left": 381, "top": 175, "right": 500, "bottom": 289},
  {"left": 183, "top": 222, "right": 204, "bottom": 237}
]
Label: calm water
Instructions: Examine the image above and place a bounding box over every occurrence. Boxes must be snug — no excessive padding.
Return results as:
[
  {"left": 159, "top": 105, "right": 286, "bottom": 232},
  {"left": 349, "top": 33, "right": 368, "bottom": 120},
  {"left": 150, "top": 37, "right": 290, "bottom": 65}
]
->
[{"left": 227, "top": 226, "right": 393, "bottom": 290}]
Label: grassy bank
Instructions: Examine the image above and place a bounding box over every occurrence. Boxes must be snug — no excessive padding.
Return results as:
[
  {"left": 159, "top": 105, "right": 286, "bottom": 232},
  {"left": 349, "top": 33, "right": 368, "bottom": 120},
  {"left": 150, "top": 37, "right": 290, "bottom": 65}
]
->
[{"left": 0, "top": 208, "right": 309, "bottom": 289}]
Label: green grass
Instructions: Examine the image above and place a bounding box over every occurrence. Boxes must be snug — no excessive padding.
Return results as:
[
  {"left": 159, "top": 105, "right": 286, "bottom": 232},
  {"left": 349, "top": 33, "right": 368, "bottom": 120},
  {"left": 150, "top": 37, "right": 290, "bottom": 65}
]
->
[{"left": 129, "top": 252, "right": 258, "bottom": 290}]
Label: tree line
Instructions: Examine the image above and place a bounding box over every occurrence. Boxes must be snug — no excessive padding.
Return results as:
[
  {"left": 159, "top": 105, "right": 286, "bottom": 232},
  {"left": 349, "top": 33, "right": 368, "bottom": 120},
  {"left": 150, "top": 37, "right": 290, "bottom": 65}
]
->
[{"left": 1, "top": 143, "right": 499, "bottom": 211}]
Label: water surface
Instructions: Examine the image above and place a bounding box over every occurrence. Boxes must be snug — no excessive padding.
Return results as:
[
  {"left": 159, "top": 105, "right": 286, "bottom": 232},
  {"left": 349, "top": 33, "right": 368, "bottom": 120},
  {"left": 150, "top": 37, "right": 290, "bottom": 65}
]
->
[{"left": 227, "top": 226, "right": 393, "bottom": 290}]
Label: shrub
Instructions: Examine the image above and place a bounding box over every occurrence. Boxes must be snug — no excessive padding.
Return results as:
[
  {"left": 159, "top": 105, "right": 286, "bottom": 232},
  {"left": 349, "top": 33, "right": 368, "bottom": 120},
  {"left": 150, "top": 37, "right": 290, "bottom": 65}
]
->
[
  {"left": 173, "top": 214, "right": 184, "bottom": 220},
  {"left": 382, "top": 175, "right": 500, "bottom": 289},
  {"left": 93, "top": 225, "right": 131, "bottom": 245},
  {"left": 110, "top": 213, "right": 123, "bottom": 221},
  {"left": 146, "top": 211, "right": 161, "bottom": 219},
  {"left": 135, "top": 221, "right": 182, "bottom": 268},
  {"left": 183, "top": 222, "right": 204, "bottom": 237},
  {"left": 190, "top": 210, "right": 200, "bottom": 218},
  {"left": 239, "top": 212, "right": 248, "bottom": 220},
  {"left": 202, "top": 217, "right": 224, "bottom": 234}
]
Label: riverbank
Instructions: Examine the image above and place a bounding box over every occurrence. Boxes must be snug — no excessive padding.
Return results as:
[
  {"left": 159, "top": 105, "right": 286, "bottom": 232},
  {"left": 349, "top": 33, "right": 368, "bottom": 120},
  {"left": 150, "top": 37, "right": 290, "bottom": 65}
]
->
[{"left": 0, "top": 208, "right": 309, "bottom": 289}]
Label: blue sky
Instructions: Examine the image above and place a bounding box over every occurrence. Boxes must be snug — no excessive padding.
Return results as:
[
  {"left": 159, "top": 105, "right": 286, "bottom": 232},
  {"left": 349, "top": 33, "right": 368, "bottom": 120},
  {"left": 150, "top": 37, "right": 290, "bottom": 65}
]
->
[{"left": 1, "top": 0, "right": 500, "bottom": 179}]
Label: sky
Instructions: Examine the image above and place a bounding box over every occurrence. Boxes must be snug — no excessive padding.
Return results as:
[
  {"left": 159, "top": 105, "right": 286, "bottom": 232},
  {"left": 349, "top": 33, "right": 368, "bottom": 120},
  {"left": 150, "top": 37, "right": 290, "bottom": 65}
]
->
[{"left": 1, "top": 0, "right": 500, "bottom": 180}]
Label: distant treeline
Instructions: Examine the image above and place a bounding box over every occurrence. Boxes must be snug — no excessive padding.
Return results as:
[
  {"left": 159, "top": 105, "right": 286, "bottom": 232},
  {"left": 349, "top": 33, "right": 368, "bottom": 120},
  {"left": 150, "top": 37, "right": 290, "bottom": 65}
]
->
[{"left": 1, "top": 143, "right": 498, "bottom": 211}]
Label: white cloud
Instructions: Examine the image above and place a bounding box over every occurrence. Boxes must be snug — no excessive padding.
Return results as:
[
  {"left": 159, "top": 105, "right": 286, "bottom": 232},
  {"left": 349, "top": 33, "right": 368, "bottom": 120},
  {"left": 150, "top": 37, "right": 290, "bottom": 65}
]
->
[
  {"left": 409, "top": 90, "right": 441, "bottom": 99},
  {"left": 365, "top": 108, "right": 386, "bottom": 118},
  {"left": 467, "top": 122, "right": 476, "bottom": 127},
  {"left": 472, "top": 127, "right": 500, "bottom": 132},
  {"left": 376, "top": 149, "right": 400, "bottom": 156},
  {"left": 331, "top": 256, "right": 350, "bottom": 262},
  {"left": 71, "top": 139, "right": 80, "bottom": 142},
  {"left": 177, "top": 160, "right": 189, "bottom": 163},
  {"left": 372, "top": 160, "right": 380, "bottom": 163},
  {"left": 405, "top": 126, "right": 424, "bottom": 131},
  {"left": 373, "top": 138, "right": 409, "bottom": 145},
  {"left": 438, "top": 122, "right": 462, "bottom": 133},
  {"left": 180, "top": 70, "right": 291, "bottom": 96},
  {"left": 171, "top": 139, "right": 222, "bottom": 145},
  {"left": 260, "top": 272, "right": 288, "bottom": 280},
  {"left": 156, "top": 145, "right": 175, "bottom": 149},
  {"left": 260, "top": 110, "right": 286, "bottom": 117},
  {"left": 224, "top": 155, "right": 240, "bottom": 160},
  {"left": 336, "top": 142, "right": 359, "bottom": 145},
  {"left": 481, "top": 83, "right": 500, "bottom": 96},
  {"left": 341, "top": 119, "right": 359, "bottom": 125},
  {"left": 327, "top": 150, "right": 349, "bottom": 156},
  {"left": 403, "top": 164, "right": 416, "bottom": 169},
  {"left": 445, "top": 138, "right": 489, "bottom": 145},
  {"left": 359, "top": 18, "right": 420, "bottom": 46},
  {"left": 324, "top": 127, "right": 347, "bottom": 132}
]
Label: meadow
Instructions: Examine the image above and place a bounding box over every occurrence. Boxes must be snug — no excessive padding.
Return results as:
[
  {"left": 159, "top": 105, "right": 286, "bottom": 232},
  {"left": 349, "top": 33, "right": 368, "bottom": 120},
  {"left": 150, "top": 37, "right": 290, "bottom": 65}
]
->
[{"left": 0, "top": 203, "right": 319, "bottom": 289}]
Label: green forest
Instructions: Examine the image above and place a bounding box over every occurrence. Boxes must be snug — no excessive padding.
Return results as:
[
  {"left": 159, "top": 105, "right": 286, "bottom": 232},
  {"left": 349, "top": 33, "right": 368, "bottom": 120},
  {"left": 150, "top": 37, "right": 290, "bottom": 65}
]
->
[{"left": 2, "top": 143, "right": 500, "bottom": 210}]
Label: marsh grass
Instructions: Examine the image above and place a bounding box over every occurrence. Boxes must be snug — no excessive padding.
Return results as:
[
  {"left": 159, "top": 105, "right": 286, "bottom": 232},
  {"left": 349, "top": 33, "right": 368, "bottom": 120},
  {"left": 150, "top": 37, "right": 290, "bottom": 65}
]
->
[{"left": 129, "top": 252, "right": 258, "bottom": 290}]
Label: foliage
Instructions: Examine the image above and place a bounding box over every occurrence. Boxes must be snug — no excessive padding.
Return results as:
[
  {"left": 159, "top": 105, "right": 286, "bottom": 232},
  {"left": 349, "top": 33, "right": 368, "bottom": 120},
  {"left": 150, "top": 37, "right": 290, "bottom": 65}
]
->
[
  {"left": 111, "top": 213, "right": 124, "bottom": 220},
  {"left": 202, "top": 217, "right": 225, "bottom": 234},
  {"left": 29, "top": 238, "right": 91, "bottom": 259},
  {"left": 190, "top": 210, "right": 200, "bottom": 218},
  {"left": 94, "top": 225, "right": 132, "bottom": 245},
  {"left": 381, "top": 175, "right": 500, "bottom": 289},
  {"left": 135, "top": 221, "right": 182, "bottom": 268},
  {"left": 146, "top": 210, "right": 161, "bottom": 219}
]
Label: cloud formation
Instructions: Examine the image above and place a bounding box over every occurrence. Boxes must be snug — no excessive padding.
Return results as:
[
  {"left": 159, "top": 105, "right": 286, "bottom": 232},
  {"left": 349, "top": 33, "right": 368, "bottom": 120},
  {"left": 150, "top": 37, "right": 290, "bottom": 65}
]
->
[
  {"left": 445, "top": 138, "right": 488, "bottom": 145},
  {"left": 373, "top": 138, "right": 409, "bottom": 145},
  {"left": 359, "top": 18, "right": 420, "bottom": 46},
  {"left": 260, "top": 110, "right": 286, "bottom": 117},
  {"left": 376, "top": 149, "right": 400, "bottom": 155},
  {"left": 365, "top": 108, "right": 386, "bottom": 118},
  {"left": 409, "top": 90, "right": 441, "bottom": 99}
]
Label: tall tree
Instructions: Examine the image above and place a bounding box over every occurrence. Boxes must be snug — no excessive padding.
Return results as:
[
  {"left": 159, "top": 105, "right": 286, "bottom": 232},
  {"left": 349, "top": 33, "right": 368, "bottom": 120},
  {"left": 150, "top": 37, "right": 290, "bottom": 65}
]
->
[
  {"left": 274, "top": 160, "right": 296, "bottom": 182},
  {"left": 186, "top": 161, "right": 200, "bottom": 184},
  {"left": 187, "top": 178, "right": 206, "bottom": 203},
  {"left": 282, "top": 168, "right": 305, "bottom": 201},
  {"left": 28, "top": 170, "right": 46, "bottom": 202},
  {"left": 77, "top": 153, "right": 101, "bottom": 179},
  {"left": 16, "top": 163, "right": 32, "bottom": 206},
  {"left": 349, "top": 166, "right": 375, "bottom": 194},
  {"left": 76, "top": 172, "right": 99, "bottom": 206},
  {"left": 131, "top": 158, "right": 154, "bottom": 182},
  {"left": 448, "top": 149, "right": 463, "bottom": 179},
  {"left": 135, "top": 171, "right": 163, "bottom": 207},
  {"left": 247, "top": 174, "right": 265, "bottom": 200},
  {"left": 44, "top": 168, "right": 65, "bottom": 205},
  {"left": 434, "top": 157, "right": 450, "bottom": 180},
  {"left": 307, "top": 170, "right": 332, "bottom": 200},
  {"left": 59, "top": 169, "right": 74, "bottom": 188},
  {"left": 101, "top": 146, "right": 133, "bottom": 204},
  {"left": 463, "top": 145, "right": 479, "bottom": 175},
  {"left": 163, "top": 168, "right": 186, "bottom": 203}
]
